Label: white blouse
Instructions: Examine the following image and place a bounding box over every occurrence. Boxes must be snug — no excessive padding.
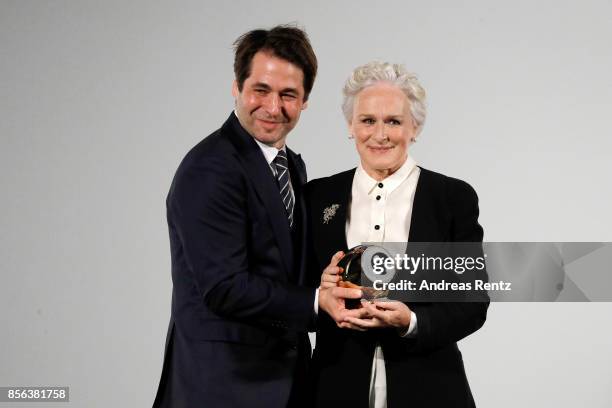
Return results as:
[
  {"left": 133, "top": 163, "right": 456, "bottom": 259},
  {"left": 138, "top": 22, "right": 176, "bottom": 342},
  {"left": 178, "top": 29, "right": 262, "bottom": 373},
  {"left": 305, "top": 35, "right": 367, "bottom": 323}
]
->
[{"left": 345, "top": 156, "right": 420, "bottom": 408}]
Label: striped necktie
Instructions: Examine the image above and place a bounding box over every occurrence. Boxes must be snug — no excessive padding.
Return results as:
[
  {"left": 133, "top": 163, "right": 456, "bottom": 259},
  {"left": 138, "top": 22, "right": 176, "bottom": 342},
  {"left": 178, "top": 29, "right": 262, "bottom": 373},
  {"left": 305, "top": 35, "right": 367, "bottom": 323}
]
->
[{"left": 272, "top": 150, "right": 294, "bottom": 227}]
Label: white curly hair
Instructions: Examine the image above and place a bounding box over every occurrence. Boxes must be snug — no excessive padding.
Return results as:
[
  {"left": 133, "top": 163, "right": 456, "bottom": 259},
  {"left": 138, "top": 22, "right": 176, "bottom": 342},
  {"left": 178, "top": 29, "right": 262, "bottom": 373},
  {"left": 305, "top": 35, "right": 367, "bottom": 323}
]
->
[{"left": 342, "top": 61, "right": 427, "bottom": 134}]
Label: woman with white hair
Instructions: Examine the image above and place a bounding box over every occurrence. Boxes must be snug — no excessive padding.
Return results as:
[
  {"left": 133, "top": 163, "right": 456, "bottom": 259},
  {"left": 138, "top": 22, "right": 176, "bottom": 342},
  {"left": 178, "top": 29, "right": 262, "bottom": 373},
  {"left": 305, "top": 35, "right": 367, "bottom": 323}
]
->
[{"left": 307, "top": 62, "right": 488, "bottom": 408}]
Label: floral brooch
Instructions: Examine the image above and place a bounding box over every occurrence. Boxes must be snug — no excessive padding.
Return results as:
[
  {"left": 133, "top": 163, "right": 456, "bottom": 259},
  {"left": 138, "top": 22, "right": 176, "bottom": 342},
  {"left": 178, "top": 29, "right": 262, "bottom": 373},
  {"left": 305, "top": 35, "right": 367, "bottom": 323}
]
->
[{"left": 322, "top": 204, "right": 340, "bottom": 224}]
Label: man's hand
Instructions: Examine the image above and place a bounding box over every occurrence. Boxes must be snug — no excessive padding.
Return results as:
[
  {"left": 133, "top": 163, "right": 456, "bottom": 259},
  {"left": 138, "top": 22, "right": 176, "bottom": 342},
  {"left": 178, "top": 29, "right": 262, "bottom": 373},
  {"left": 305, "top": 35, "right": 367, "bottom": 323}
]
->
[
  {"left": 318, "top": 286, "right": 367, "bottom": 329},
  {"left": 343, "top": 300, "right": 412, "bottom": 331},
  {"left": 320, "top": 251, "right": 344, "bottom": 289}
]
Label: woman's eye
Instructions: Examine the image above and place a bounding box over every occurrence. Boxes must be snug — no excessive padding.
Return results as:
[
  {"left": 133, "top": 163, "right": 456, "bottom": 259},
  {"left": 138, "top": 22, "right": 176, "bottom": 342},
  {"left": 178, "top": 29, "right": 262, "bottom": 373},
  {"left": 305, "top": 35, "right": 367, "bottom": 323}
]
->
[{"left": 362, "top": 118, "right": 375, "bottom": 124}]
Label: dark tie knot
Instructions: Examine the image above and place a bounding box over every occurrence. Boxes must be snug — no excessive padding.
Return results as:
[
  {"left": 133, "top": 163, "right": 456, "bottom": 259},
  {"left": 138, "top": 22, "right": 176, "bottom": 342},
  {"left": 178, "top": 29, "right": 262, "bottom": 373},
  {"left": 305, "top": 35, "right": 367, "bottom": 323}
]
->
[{"left": 274, "top": 150, "right": 288, "bottom": 165}]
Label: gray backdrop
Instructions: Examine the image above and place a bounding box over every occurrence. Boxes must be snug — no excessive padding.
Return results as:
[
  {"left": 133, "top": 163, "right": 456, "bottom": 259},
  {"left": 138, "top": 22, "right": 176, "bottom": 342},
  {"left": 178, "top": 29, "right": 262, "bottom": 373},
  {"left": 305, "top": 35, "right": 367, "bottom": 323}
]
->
[{"left": 2, "top": 0, "right": 611, "bottom": 407}]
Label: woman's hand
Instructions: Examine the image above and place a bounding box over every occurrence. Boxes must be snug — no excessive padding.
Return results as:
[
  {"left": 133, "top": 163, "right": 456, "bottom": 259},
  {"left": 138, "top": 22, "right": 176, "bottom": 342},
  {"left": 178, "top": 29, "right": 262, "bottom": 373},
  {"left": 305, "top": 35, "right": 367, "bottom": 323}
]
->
[
  {"left": 343, "top": 300, "right": 412, "bottom": 330},
  {"left": 320, "top": 251, "right": 345, "bottom": 288}
]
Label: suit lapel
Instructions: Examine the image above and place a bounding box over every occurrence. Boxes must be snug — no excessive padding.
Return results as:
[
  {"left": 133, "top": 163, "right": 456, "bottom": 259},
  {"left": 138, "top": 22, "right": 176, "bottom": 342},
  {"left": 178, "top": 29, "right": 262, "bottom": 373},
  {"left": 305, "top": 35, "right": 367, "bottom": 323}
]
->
[
  {"left": 313, "top": 170, "right": 355, "bottom": 267},
  {"left": 408, "top": 167, "right": 447, "bottom": 242},
  {"left": 288, "top": 150, "right": 308, "bottom": 285},
  {"left": 222, "top": 113, "right": 294, "bottom": 278},
  {"left": 288, "top": 150, "right": 307, "bottom": 186}
]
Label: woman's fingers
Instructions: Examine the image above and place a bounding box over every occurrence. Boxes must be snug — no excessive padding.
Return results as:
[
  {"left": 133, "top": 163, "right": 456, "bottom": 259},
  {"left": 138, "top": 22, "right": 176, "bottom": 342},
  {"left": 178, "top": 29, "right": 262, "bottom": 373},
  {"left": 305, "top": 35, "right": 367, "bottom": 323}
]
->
[
  {"left": 338, "top": 321, "right": 367, "bottom": 331},
  {"left": 343, "top": 316, "right": 385, "bottom": 329},
  {"left": 362, "top": 301, "right": 402, "bottom": 327},
  {"left": 362, "top": 301, "right": 390, "bottom": 321},
  {"left": 366, "top": 301, "right": 412, "bottom": 328},
  {"left": 372, "top": 300, "right": 401, "bottom": 310}
]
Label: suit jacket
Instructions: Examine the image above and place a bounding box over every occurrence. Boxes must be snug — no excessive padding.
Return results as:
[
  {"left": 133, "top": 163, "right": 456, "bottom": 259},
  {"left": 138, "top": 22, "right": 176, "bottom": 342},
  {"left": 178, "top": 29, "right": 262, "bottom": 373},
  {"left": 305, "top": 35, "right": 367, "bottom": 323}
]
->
[
  {"left": 306, "top": 167, "right": 489, "bottom": 408},
  {"left": 153, "top": 112, "right": 316, "bottom": 408}
]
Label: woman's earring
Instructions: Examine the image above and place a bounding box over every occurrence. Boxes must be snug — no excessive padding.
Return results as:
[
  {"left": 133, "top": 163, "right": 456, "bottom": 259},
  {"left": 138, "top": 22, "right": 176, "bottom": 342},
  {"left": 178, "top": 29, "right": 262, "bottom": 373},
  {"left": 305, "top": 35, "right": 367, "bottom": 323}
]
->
[
  {"left": 411, "top": 137, "right": 417, "bottom": 143},
  {"left": 348, "top": 134, "right": 354, "bottom": 140}
]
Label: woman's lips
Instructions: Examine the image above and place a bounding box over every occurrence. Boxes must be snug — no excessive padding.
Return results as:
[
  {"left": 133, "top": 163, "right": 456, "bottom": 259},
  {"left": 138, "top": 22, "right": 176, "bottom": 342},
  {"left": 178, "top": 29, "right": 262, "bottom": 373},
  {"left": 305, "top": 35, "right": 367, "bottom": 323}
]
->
[{"left": 367, "top": 145, "right": 394, "bottom": 153}]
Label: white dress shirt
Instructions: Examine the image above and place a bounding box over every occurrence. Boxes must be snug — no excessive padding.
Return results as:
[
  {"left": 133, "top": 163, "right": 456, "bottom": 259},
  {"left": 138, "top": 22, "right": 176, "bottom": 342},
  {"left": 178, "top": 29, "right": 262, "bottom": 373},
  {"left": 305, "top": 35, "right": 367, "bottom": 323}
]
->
[
  {"left": 253, "top": 138, "right": 295, "bottom": 203},
  {"left": 346, "top": 156, "right": 420, "bottom": 408}
]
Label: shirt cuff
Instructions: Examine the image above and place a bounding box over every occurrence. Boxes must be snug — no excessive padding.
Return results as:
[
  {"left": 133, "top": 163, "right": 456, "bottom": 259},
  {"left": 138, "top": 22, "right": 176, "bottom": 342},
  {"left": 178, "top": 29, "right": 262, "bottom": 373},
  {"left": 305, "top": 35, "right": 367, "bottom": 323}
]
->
[
  {"left": 398, "top": 311, "right": 417, "bottom": 337},
  {"left": 314, "top": 287, "right": 319, "bottom": 315}
]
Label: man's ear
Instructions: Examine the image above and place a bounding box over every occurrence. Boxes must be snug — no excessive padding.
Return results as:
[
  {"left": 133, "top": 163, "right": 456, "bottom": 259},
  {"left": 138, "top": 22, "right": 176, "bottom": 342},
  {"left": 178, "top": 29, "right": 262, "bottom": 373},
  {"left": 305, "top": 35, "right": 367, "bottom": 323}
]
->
[
  {"left": 301, "top": 100, "right": 308, "bottom": 110},
  {"left": 231, "top": 80, "right": 239, "bottom": 98}
]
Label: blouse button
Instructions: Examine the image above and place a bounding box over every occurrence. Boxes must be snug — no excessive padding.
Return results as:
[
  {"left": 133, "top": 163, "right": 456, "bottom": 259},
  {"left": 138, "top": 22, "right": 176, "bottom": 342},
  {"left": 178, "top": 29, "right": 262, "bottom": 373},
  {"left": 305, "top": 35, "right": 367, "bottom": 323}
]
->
[
  {"left": 376, "top": 195, "right": 381, "bottom": 200},
  {"left": 378, "top": 183, "right": 384, "bottom": 188},
  {"left": 374, "top": 225, "right": 380, "bottom": 230}
]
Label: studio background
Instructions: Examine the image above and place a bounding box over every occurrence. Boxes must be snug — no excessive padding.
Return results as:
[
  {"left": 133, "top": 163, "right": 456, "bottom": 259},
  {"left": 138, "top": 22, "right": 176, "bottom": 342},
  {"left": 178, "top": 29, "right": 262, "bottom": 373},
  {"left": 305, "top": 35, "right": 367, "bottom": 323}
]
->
[{"left": 2, "top": 1, "right": 611, "bottom": 407}]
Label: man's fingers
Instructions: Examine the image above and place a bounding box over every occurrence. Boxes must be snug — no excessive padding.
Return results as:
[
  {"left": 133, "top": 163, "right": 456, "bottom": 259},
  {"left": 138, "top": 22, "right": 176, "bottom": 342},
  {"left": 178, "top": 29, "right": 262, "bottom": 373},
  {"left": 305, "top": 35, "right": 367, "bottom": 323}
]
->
[
  {"left": 338, "top": 281, "right": 361, "bottom": 289},
  {"left": 322, "top": 270, "right": 341, "bottom": 282},
  {"left": 329, "top": 251, "right": 345, "bottom": 267},
  {"left": 323, "top": 265, "right": 342, "bottom": 275},
  {"left": 320, "top": 265, "right": 342, "bottom": 288},
  {"left": 331, "top": 286, "right": 362, "bottom": 299}
]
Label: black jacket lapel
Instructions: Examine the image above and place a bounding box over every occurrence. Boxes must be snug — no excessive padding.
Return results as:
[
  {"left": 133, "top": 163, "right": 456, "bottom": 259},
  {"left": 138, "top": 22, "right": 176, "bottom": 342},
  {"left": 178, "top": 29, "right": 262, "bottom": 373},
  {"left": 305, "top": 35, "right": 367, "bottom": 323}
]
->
[
  {"left": 221, "top": 113, "right": 294, "bottom": 277},
  {"left": 288, "top": 150, "right": 308, "bottom": 285},
  {"left": 310, "top": 169, "right": 355, "bottom": 268},
  {"left": 408, "top": 167, "right": 449, "bottom": 242}
]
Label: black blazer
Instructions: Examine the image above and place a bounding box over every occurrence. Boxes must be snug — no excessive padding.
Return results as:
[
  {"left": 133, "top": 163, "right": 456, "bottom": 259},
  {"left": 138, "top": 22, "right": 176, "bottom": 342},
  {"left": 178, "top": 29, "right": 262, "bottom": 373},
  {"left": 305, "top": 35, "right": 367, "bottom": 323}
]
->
[
  {"left": 153, "top": 113, "right": 316, "bottom": 408},
  {"left": 306, "top": 167, "right": 489, "bottom": 408}
]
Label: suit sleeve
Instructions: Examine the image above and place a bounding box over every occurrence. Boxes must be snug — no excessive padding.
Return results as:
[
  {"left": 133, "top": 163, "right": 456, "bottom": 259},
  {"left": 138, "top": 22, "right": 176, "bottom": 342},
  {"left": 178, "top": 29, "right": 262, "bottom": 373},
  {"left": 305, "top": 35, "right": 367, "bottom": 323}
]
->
[
  {"left": 168, "top": 156, "right": 315, "bottom": 331},
  {"left": 409, "top": 179, "right": 489, "bottom": 352}
]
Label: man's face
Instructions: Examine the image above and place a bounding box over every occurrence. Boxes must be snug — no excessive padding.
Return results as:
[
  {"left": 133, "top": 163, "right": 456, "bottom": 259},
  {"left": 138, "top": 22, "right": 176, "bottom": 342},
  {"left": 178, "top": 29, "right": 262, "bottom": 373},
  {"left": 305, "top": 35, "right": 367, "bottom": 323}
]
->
[{"left": 232, "top": 51, "right": 308, "bottom": 148}]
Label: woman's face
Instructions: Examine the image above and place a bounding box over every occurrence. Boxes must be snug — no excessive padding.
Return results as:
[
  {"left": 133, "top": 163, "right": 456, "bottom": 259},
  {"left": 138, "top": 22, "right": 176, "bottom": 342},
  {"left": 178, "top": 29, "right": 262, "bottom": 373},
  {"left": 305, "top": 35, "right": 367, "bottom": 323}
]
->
[{"left": 349, "top": 82, "right": 417, "bottom": 180}]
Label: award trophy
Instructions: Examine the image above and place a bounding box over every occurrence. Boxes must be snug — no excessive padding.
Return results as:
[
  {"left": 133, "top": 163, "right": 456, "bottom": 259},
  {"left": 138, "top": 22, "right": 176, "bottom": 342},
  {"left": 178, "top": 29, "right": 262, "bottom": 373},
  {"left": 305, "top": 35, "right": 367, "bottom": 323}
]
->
[{"left": 337, "top": 245, "right": 395, "bottom": 308}]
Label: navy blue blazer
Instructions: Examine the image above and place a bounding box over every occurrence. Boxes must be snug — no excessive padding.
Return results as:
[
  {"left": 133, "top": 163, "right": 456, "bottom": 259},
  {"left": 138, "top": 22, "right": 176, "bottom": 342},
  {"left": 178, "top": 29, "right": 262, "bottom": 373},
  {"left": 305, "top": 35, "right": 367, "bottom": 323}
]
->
[
  {"left": 153, "top": 113, "right": 316, "bottom": 408},
  {"left": 306, "top": 167, "right": 489, "bottom": 408}
]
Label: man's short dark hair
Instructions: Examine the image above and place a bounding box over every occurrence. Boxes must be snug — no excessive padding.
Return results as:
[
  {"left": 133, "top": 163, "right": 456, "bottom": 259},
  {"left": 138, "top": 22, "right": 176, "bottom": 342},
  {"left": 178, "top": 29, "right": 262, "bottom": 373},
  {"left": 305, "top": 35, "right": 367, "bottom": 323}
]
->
[{"left": 233, "top": 24, "right": 318, "bottom": 101}]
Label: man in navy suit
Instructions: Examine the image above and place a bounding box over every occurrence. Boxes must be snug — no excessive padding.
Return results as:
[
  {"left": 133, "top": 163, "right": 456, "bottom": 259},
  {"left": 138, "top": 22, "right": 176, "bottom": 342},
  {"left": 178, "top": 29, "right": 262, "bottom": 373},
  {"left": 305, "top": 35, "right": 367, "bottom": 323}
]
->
[{"left": 153, "top": 25, "right": 362, "bottom": 408}]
